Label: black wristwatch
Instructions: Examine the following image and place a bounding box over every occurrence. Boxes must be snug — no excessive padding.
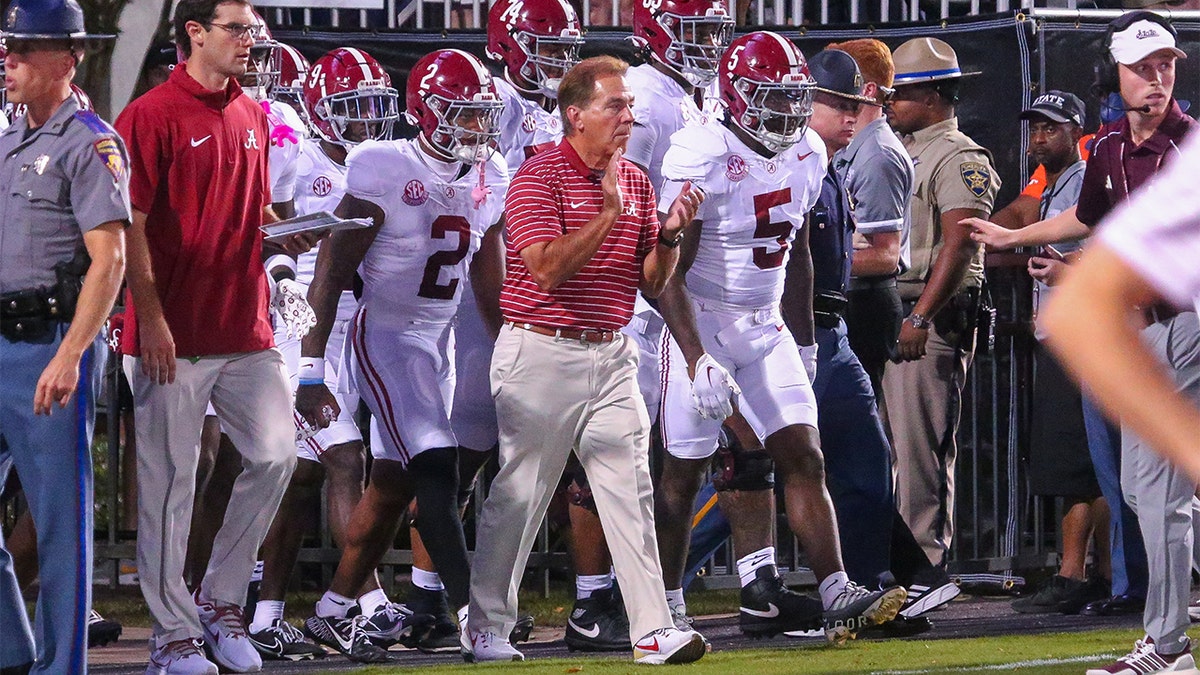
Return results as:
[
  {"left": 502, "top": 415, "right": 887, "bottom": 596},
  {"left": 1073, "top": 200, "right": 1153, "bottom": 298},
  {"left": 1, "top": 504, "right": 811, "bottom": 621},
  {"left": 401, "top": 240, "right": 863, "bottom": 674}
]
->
[
  {"left": 906, "top": 313, "right": 932, "bottom": 330},
  {"left": 658, "top": 230, "right": 684, "bottom": 248}
]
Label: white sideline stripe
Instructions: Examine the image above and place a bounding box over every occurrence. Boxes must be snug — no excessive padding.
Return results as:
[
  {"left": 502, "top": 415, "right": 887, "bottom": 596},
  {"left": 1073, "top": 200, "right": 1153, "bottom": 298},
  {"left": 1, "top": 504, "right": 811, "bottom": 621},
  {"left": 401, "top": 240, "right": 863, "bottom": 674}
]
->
[{"left": 871, "top": 652, "right": 1120, "bottom": 674}]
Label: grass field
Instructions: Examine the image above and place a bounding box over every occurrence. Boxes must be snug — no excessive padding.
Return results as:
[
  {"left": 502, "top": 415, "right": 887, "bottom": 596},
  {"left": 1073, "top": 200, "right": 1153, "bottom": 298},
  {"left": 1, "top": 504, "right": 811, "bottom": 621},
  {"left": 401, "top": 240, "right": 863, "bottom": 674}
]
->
[{"left": 350, "top": 628, "right": 1143, "bottom": 675}]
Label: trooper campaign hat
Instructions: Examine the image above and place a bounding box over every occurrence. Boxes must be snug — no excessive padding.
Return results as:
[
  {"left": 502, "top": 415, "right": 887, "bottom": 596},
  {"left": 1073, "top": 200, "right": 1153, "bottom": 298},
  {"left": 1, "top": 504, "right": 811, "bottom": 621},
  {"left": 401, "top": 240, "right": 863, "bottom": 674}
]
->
[
  {"left": 4, "top": 0, "right": 115, "bottom": 42},
  {"left": 892, "top": 37, "right": 979, "bottom": 86},
  {"left": 808, "top": 50, "right": 880, "bottom": 106}
]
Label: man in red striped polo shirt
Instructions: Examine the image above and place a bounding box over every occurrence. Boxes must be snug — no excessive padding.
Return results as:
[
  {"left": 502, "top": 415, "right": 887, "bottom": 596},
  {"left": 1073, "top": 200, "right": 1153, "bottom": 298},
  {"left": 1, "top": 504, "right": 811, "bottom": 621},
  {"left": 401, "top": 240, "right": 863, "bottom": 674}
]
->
[{"left": 465, "top": 55, "right": 706, "bottom": 665}]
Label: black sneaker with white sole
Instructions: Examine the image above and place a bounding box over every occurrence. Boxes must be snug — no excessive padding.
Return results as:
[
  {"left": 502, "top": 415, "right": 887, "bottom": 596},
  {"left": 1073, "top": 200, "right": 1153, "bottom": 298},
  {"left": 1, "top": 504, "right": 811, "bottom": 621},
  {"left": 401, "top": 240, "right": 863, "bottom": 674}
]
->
[
  {"left": 739, "top": 566, "right": 824, "bottom": 638},
  {"left": 361, "top": 602, "right": 423, "bottom": 648},
  {"left": 87, "top": 609, "right": 122, "bottom": 648},
  {"left": 823, "top": 582, "right": 907, "bottom": 644},
  {"left": 509, "top": 614, "right": 535, "bottom": 644},
  {"left": 303, "top": 612, "right": 392, "bottom": 663},
  {"left": 249, "top": 619, "right": 326, "bottom": 661},
  {"left": 564, "top": 588, "right": 631, "bottom": 652},
  {"left": 901, "top": 568, "right": 960, "bottom": 618}
]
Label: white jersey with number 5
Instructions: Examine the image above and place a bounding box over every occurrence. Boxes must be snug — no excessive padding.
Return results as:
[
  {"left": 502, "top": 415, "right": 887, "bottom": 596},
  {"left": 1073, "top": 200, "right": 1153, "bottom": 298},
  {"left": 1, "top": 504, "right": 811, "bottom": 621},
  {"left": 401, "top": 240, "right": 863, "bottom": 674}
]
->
[
  {"left": 345, "top": 138, "right": 509, "bottom": 324},
  {"left": 495, "top": 77, "right": 562, "bottom": 182},
  {"left": 658, "top": 123, "right": 826, "bottom": 309}
]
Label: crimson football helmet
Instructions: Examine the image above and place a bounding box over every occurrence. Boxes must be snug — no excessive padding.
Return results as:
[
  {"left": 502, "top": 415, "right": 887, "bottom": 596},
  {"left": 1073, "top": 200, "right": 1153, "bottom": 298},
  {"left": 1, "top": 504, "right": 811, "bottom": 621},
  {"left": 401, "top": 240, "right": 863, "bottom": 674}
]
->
[
  {"left": 719, "top": 31, "right": 814, "bottom": 154},
  {"left": 486, "top": 0, "right": 582, "bottom": 98},
  {"left": 272, "top": 42, "right": 310, "bottom": 114},
  {"left": 406, "top": 49, "right": 503, "bottom": 164},
  {"left": 633, "top": 0, "right": 732, "bottom": 88},
  {"left": 304, "top": 47, "right": 399, "bottom": 147},
  {"left": 239, "top": 11, "right": 280, "bottom": 101}
]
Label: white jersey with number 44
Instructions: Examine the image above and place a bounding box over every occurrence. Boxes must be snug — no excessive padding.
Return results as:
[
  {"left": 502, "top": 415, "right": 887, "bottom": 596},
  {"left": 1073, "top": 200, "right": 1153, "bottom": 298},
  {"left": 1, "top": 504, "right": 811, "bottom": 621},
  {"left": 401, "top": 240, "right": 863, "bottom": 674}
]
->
[
  {"left": 345, "top": 138, "right": 509, "bottom": 324},
  {"left": 494, "top": 77, "right": 563, "bottom": 182},
  {"left": 658, "top": 123, "right": 826, "bottom": 310}
]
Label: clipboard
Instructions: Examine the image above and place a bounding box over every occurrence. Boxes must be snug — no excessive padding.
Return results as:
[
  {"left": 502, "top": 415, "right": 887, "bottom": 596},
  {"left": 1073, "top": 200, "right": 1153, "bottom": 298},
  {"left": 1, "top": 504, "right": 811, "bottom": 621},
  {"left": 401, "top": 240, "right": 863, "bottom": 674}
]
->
[{"left": 260, "top": 211, "right": 373, "bottom": 244}]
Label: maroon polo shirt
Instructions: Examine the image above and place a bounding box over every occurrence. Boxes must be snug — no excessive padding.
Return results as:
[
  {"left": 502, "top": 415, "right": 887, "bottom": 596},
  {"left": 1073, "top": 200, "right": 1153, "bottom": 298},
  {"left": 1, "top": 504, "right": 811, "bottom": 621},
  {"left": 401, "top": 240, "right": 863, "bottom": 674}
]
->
[
  {"left": 115, "top": 65, "right": 274, "bottom": 357},
  {"left": 1076, "top": 100, "right": 1195, "bottom": 227},
  {"left": 500, "top": 139, "right": 659, "bottom": 331}
]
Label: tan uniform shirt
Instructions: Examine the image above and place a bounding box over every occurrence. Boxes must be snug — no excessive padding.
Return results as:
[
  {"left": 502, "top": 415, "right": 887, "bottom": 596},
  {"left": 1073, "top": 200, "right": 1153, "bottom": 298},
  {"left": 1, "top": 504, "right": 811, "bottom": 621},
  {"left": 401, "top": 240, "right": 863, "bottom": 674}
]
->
[{"left": 898, "top": 117, "right": 999, "bottom": 301}]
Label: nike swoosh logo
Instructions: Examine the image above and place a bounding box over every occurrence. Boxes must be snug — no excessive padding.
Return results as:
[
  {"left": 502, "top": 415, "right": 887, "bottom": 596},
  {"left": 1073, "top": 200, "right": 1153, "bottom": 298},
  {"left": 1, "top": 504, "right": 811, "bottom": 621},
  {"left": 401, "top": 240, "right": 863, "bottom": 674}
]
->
[
  {"left": 568, "top": 619, "right": 601, "bottom": 639},
  {"left": 326, "top": 625, "right": 354, "bottom": 653},
  {"left": 636, "top": 636, "right": 660, "bottom": 652},
  {"left": 568, "top": 200, "right": 587, "bottom": 209},
  {"left": 741, "top": 602, "right": 781, "bottom": 618},
  {"left": 797, "top": 152, "right": 814, "bottom": 161},
  {"left": 191, "top": 135, "right": 212, "bottom": 147},
  {"left": 253, "top": 636, "right": 283, "bottom": 653}
]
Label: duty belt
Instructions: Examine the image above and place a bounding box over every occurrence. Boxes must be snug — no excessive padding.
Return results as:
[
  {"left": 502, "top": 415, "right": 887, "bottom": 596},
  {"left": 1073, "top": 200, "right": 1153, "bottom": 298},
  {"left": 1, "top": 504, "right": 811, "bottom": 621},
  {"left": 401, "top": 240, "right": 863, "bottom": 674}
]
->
[
  {"left": 813, "top": 290, "right": 848, "bottom": 330},
  {"left": 0, "top": 286, "right": 64, "bottom": 343}
]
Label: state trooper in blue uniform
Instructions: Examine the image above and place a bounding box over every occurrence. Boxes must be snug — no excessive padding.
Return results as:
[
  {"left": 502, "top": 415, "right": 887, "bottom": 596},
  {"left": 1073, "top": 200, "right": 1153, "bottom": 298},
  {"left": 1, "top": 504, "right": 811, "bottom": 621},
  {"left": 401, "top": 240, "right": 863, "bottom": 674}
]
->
[{"left": 0, "top": 0, "right": 128, "bottom": 672}]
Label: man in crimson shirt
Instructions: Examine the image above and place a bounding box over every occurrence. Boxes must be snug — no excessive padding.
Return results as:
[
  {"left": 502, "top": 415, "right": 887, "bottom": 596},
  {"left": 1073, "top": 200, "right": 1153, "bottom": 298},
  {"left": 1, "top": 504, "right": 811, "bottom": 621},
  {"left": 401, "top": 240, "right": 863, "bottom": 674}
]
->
[{"left": 114, "top": 1, "right": 311, "bottom": 672}]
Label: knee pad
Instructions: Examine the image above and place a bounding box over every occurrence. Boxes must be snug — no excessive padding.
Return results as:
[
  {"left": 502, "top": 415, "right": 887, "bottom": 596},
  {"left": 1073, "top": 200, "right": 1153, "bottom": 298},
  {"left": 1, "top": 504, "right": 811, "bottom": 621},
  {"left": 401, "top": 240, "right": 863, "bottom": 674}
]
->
[
  {"left": 564, "top": 467, "right": 599, "bottom": 515},
  {"left": 712, "top": 428, "right": 775, "bottom": 493}
]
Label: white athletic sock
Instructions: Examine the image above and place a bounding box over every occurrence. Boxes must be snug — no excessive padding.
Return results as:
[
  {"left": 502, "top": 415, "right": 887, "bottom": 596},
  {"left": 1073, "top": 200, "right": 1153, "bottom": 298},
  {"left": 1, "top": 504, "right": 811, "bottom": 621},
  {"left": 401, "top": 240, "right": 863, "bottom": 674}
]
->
[
  {"left": 358, "top": 588, "right": 390, "bottom": 616},
  {"left": 250, "top": 560, "right": 264, "bottom": 583},
  {"left": 249, "top": 600, "right": 285, "bottom": 633},
  {"left": 315, "top": 591, "right": 356, "bottom": 619},
  {"left": 819, "top": 572, "right": 850, "bottom": 610},
  {"left": 457, "top": 605, "right": 469, "bottom": 630},
  {"left": 736, "top": 546, "right": 776, "bottom": 587},
  {"left": 412, "top": 567, "right": 445, "bottom": 592},
  {"left": 665, "top": 588, "right": 686, "bottom": 615},
  {"left": 576, "top": 573, "right": 614, "bottom": 600}
]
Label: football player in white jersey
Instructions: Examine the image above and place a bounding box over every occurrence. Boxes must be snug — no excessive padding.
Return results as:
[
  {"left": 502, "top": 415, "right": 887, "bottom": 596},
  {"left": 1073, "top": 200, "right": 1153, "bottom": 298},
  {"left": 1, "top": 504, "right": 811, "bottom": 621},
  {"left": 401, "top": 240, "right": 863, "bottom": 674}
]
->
[
  {"left": 378, "top": 0, "right": 582, "bottom": 653},
  {"left": 247, "top": 47, "right": 407, "bottom": 662},
  {"left": 654, "top": 31, "right": 907, "bottom": 644},
  {"left": 295, "top": 48, "right": 508, "bottom": 663}
]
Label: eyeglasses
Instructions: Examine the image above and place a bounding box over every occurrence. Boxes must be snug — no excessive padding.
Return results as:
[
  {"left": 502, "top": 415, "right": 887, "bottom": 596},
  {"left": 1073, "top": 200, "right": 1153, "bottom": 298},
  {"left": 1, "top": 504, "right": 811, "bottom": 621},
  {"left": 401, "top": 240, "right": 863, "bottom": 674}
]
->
[{"left": 206, "top": 22, "right": 262, "bottom": 42}]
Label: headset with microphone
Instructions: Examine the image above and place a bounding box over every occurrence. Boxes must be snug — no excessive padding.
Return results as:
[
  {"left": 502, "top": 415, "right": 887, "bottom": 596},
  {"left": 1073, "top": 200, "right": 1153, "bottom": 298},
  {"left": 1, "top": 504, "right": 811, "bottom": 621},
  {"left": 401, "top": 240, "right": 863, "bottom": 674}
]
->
[{"left": 1092, "top": 10, "right": 1177, "bottom": 122}]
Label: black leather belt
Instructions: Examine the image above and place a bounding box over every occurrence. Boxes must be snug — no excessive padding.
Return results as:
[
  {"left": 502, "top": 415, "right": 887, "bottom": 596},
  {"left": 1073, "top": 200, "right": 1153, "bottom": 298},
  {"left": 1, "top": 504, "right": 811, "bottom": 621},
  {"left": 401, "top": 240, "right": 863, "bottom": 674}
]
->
[{"left": 846, "top": 275, "right": 898, "bottom": 292}]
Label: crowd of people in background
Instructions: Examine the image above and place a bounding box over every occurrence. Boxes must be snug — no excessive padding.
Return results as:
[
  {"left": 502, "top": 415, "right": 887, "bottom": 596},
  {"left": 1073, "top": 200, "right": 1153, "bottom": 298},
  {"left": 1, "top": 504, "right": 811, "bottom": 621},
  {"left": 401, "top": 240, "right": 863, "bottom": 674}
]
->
[{"left": 2, "top": 0, "right": 1200, "bottom": 673}]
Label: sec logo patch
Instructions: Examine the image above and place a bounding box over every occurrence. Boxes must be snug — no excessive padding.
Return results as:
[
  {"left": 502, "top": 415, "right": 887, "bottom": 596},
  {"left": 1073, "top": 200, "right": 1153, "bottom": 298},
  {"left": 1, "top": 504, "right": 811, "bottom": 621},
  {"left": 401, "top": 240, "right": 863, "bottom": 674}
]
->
[
  {"left": 312, "top": 176, "right": 333, "bottom": 197},
  {"left": 726, "top": 155, "right": 748, "bottom": 182},
  {"left": 521, "top": 114, "right": 537, "bottom": 133},
  {"left": 403, "top": 179, "right": 428, "bottom": 206}
]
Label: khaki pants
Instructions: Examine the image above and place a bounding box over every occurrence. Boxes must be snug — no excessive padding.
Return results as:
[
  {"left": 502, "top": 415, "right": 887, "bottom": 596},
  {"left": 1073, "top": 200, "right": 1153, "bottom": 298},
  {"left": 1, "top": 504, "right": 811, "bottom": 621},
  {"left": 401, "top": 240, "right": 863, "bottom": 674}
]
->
[
  {"left": 882, "top": 322, "right": 973, "bottom": 567},
  {"left": 125, "top": 349, "right": 295, "bottom": 644},
  {"left": 468, "top": 325, "right": 673, "bottom": 642}
]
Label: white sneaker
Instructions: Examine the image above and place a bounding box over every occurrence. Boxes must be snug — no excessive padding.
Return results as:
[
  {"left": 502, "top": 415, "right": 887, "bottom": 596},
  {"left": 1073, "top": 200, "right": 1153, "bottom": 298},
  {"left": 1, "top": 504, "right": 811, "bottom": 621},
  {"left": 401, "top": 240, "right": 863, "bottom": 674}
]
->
[
  {"left": 463, "top": 630, "right": 524, "bottom": 662},
  {"left": 145, "top": 638, "right": 218, "bottom": 675},
  {"left": 194, "top": 590, "right": 263, "bottom": 672},
  {"left": 1086, "top": 636, "right": 1197, "bottom": 675},
  {"left": 633, "top": 627, "right": 706, "bottom": 665}
]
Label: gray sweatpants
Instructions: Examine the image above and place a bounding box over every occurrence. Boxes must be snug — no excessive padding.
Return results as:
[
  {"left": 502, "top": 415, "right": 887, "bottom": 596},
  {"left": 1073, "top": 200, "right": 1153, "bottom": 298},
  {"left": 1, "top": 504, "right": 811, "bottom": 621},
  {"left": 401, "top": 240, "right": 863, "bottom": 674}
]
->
[
  {"left": 1122, "top": 311, "right": 1200, "bottom": 651},
  {"left": 125, "top": 349, "right": 295, "bottom": 646}
]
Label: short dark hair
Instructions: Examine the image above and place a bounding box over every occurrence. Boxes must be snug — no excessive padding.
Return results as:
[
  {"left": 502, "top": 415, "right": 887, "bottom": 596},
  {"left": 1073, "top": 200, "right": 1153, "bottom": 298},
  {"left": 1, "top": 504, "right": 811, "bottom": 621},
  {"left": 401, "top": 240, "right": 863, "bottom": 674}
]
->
[
  {"left": 558, "top": 55, "right": 628, "bottom": 136},
  {"left": 173, "top": 0, "right": 252, "bottom": 58}
]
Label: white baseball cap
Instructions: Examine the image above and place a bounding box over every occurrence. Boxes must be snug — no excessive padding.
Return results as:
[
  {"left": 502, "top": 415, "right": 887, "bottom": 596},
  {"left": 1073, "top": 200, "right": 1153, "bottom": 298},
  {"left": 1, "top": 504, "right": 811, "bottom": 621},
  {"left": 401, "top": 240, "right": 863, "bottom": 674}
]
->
[{"left": 1110, "top": 19, "right": 1187, "bottom": 65}]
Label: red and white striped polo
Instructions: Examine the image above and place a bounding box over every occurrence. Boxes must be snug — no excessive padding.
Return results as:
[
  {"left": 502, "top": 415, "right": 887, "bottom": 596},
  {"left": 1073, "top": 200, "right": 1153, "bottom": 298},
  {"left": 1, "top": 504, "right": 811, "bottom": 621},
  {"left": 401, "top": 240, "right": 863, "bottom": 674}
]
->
[{"left": 500, "top": 139, "right": 659, "bottom": 331}]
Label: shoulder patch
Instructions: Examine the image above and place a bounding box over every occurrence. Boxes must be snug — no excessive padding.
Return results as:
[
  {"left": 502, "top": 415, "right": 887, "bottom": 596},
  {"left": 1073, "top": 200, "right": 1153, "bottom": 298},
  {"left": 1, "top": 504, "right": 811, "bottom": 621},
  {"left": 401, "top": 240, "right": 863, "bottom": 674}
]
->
[
  {"left": 75, "top": 109, "right": 113, "bottom": 136},
  {"left": 959, "top": 161, "right": 991, "bottom": 198},
  {"left": 93, "top": 137, "right": 126, "bottom": 182}
]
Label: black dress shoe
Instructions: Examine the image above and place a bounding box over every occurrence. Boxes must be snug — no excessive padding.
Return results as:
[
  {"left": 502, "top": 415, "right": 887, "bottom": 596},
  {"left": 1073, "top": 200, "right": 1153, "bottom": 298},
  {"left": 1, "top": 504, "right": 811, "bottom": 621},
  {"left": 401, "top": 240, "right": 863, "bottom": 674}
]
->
[{"left": 1080, "top": 594, "right": 1146, "bottom": 616}]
